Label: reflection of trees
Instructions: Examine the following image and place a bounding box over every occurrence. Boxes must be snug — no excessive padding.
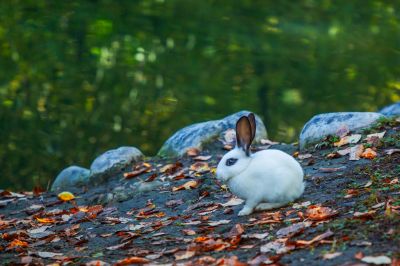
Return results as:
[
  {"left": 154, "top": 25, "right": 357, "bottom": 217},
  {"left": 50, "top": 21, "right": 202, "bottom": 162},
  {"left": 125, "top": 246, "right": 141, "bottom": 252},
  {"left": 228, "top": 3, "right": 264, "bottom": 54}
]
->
[{"left": 0, "top": 1, "right": 399, "bottom": 189}]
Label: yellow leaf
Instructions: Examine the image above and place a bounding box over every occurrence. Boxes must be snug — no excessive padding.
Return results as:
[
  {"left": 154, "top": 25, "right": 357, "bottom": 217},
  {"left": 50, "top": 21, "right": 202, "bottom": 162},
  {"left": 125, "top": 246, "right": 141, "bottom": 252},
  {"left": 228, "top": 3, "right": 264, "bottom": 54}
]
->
[
  {"left": 36, "top": 217, "right": 56, "bottom": 224},
  {"left": 57, "top": 191, "right": 75, "bottom": 201}
]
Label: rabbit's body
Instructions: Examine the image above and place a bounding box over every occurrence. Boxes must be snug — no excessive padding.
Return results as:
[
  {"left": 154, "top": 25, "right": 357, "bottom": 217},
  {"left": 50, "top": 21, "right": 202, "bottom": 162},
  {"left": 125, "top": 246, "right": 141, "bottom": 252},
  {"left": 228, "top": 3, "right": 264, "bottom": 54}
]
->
[
  {"left": 216, "top": 113, "right": 305, "bottom": 216},
  {"left": 227, "top": 150, "right": 304, "bottom": 212}
]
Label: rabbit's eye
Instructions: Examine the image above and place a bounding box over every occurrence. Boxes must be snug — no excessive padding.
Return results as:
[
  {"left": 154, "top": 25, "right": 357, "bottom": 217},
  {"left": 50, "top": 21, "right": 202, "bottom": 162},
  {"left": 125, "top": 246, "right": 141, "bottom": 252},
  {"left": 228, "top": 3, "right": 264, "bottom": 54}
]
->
[{"left": 226, "top": 158, "right": 238, "bottom": 166}]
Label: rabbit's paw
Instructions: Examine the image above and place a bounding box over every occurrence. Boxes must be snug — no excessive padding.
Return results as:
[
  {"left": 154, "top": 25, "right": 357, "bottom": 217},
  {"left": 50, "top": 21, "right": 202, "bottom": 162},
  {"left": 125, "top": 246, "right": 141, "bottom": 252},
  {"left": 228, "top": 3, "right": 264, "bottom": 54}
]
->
[{"left": 238, "top": 206, "right": 253, "bottom": 216}]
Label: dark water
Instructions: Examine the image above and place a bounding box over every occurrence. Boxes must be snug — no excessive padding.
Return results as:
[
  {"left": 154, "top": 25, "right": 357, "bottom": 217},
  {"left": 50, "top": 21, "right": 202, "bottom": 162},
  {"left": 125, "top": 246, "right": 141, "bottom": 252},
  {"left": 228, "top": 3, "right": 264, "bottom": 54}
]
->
[{"left": 0, "top": 1, "right": 399, "bottom": 189}]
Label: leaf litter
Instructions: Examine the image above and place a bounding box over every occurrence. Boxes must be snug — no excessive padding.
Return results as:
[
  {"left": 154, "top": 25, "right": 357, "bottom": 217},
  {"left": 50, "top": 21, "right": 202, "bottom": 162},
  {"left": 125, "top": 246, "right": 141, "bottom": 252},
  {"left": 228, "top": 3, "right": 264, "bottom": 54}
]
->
[{"left": 1, "top": 124, "right": 400, "bottom": 265}]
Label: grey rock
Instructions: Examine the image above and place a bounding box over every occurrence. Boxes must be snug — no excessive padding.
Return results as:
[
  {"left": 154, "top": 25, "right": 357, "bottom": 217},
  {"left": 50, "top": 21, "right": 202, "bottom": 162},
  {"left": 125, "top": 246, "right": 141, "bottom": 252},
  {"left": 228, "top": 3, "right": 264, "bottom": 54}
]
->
[
  {"left": 89, "top": 146, "right": 143, "bottom": 185},
  {"left": 51, "top": 166, "right": 90, "bottom": 191},
  {"left": 379, "top": 102, "right": 400, "bottom": 117},
  {"left": 299, "top": 112, "right": 385, "bottom": 149},
  {"left": 158, "top": 110, "right": 267, "bottom": 157}
]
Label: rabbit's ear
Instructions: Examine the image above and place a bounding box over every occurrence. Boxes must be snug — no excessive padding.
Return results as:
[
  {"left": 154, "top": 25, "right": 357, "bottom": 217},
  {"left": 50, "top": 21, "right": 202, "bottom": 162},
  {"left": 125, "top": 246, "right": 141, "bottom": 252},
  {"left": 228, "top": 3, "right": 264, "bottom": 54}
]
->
[
  {"left": 247, "top": 113, "right": 256, "bottom": 144},
  {"left": 236, "top": 116, "right": 252, "bottom": 156}
]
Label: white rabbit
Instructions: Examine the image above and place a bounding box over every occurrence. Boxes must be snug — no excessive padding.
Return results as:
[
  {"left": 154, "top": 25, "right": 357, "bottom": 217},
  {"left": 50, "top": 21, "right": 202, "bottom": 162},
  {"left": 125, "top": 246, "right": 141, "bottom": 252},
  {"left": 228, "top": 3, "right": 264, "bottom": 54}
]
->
[{"left": 216, "top": 113, "right": 304, "bottom": 216}]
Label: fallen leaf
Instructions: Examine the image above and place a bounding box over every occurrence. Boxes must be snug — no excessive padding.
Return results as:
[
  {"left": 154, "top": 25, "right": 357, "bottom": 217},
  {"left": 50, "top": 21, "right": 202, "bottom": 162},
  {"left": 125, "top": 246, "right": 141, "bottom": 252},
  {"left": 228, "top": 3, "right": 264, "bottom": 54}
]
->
[
  {"left": 319, "top": 167, "right": 346, "bottom": 173},
  {"left": 8, "top": 239, "right": 28, "bottom": 249},
  {"left": 294, "top": 229, "right": 334, "bottom": 246},
  {"left": 85, "top": 261, "right": 110, "bottom": 266},
  {"left": 37, "top": 251, "right": 63, "bottom": 258},
  {"left": 260, "top": 139, "right": 279, "bottom": 145},
  {"left": 190, "top": 162, "right": 210, "bottom": 173},
  {"left": 222, "top": 197, "right": 244, "bottom": 207},
  {"left": 246, "top": 232, "right": 269, "bottom": 240},
  {"left": 174, "top": 250, "right": 195, "bottom": 260},
  {"left": 334, "top": 134, "right": 362, "bottom": 147},
  {"left": 208, "top": 220, "right": 231, "bottom": 226},
  {"left": 363, "top": 180, "right": 373, "bottom": 188},
  {"left": 248, "top": 254, "right": 276, "bottom": 265},
  {"left": 57, "top": 191, "right": 75, "bottom": 201},
  {"left": 361, "top": 148, "right": 377, "bottom": 159},
  {"left": 349, "top": 144, "right": 364, "bottom": 161},
  {"left": 344, "top": 189, "right": 359, "bottom": 198},
  {"left": 276, "top": 222, "right": 312, "bottom": 238},
  {"left": 260, "top": 239, "right": 294, "bottom": 254},
  {"left": 298, "top": 154, "right": 312, "bottom": 160},
  {"left": 353, "top": 210, "right": 376, "bottom": 219},
  {"left": 27, "top": 226, "right": 50, "bottom": 234},
  {"left": 159, "top": 162, "right": 182, "bottom": 174},
  {"left": 182, "top": 229, "right": 196, "bottom": 236},
  {"left": 36, "top": 217, "right": 56, "bottom": 224},
  {"left": 366, "top": 131, "right": 386, "bottom": 140},
  {"left": 305, "top": 205, "right": 338, "bottom": 221},
  {"left": 385, "top": 149, "right": 400, "bottom": 155},
  {"left": 172, "top": 180, "right": 198, "bottom": 192},
  {"left": 165, "top": 199, "right": 184, "bottom": 208},
  {"left": 337, "top": 147, "right": 351, "bottom": 156},
  {"left": 194, "top": 155, "right": 212, "bottom": 161},
  {"left": 361, "top": 255, "right": 391, "bottom": 265},
  {"left": 114, "top": 256, "right": 149, "bottom": 265},
  {"left": 323, "top": 252, "right": 342, "bottom": 260},
  {"left": 124, "top": 168, "right": 148, "bottom": 179},
  {"left": 186, "top": 147, "right": 200, "bottom": 157},
  {"left": 216, "top": 256, "right": 248, "bottom": 266},
  {"left": 292, "top": 201, "right": 311, "bottom": 209},
  {"left": 223, "top": 145, "right": 233, "bottom": 150}
]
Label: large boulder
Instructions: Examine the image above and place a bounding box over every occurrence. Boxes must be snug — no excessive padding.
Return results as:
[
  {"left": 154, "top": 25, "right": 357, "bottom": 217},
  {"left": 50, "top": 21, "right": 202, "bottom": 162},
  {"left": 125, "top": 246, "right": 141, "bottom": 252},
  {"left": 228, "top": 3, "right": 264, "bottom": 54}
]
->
[
  {"left": 51, "top": 166, "right": 90, "bottom": 192},
  {"left": 299, "top": 112, "right": 385, "bottom": 149},
  {"left": 89, "top": 146, "right": 143, "bottom": 185},
  {"left": 379, "top": 102, "right": 400, "bottom": 117},
  {"left": 158, "top": 111, "right": 267, "bottom": 157}
]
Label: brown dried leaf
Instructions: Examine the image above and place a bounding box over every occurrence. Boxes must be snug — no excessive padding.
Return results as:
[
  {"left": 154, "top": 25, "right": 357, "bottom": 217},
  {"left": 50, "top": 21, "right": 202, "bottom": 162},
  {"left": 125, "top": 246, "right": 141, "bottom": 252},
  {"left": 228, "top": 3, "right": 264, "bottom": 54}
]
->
[
  {"left": 294, "top": 229, "right": 334, "bottom": 246},
  {"left": 305, "top": 205, "right": 338, "bottom": 221},
  {"left": 194, "top": 155, "right": 212, "bottom": 161},
  {"left": 186, "top": 147, "right": 200, "bottom": 157},
  {"left": 322, "top": 252, "right": 342, "bottom": 260},
  {"left": 221, "top": 197, "right": 244, "bottom": 207},
  {"left": 190, "top": 162, "right": 210, "bottom": 173},
  {"left": 172, "top": 180, "right": 198, "bottom": 192},
  {"left": 174, "top": 250, "right": 196, "bottom": 260},
  {"left": 385, "top": 149, "right": 400, "bottom": 155},
  {"left": 182, "top": 229, "right": 196, "bottom": 236},
  {"left": 349, "top": 144, "right": 364, "bottom": 161},
  {"left": 276, "top": 222, "right": 312, "bottom": 238}
]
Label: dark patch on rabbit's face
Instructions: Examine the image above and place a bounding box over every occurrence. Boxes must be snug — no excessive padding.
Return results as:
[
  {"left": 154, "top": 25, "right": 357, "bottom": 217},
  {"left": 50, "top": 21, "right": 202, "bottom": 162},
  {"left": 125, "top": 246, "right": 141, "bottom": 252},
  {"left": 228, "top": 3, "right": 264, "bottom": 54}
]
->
[
  {"left": 226, "top": 158, "right": 238, "bottom": 166},
  {"left": 216, "top": 148, "right": 252, "bottom": 182}
]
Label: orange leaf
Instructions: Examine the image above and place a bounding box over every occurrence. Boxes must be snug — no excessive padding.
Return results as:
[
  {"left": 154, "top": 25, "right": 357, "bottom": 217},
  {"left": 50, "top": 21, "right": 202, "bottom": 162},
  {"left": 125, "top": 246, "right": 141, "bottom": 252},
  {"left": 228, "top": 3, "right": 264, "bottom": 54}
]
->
[
  {"left": 8, "top": 239, "right": 28, "bottom": 248},
  {"left": 36, "top": 217, "right": 56, "bottom": 224},
  {"left": 114, "top": 256, "right": 149, "bottom": 265},
  {"left": 172, "top": 180, "right": 198, "bottom": 192},
  {"left": 305, "top": 205, "right": 338, "bottom": 221},
  {"left": 361, "top": 148, "right": 377, "bottom": 159}
]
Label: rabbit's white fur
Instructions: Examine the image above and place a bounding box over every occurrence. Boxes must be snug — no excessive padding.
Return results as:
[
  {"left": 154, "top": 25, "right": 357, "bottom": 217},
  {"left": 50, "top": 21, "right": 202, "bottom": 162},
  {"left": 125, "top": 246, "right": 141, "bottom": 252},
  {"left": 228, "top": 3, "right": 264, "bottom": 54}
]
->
[{"left": 216, "top": 148, "right": 304, "bottom": 216}]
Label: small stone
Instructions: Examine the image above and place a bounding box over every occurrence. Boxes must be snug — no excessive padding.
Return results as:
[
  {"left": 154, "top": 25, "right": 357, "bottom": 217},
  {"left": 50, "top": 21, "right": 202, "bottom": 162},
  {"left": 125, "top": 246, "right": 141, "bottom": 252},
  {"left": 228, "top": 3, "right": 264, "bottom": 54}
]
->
[
  {"left": 50, "top": 166, "right": 90, "bottom": 192},
  {"left": 379, "top": 102, "right": 400, "bottom": 117},
  {"left": 299, "top": 112, "right": 385, "bottom": 149},
  {"left": 157, "top": 111, "right": 267, "bottom": 157},
  {"left": 89, "top": 146, "right": 143, "bottom": 185}
]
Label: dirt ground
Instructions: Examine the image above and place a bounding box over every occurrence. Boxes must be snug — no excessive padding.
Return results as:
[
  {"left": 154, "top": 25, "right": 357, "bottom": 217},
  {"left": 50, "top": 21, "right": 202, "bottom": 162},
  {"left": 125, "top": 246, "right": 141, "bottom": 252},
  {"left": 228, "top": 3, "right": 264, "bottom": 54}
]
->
[{"left": 1, "top": 120, "right": 399, "bottom": 265}]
